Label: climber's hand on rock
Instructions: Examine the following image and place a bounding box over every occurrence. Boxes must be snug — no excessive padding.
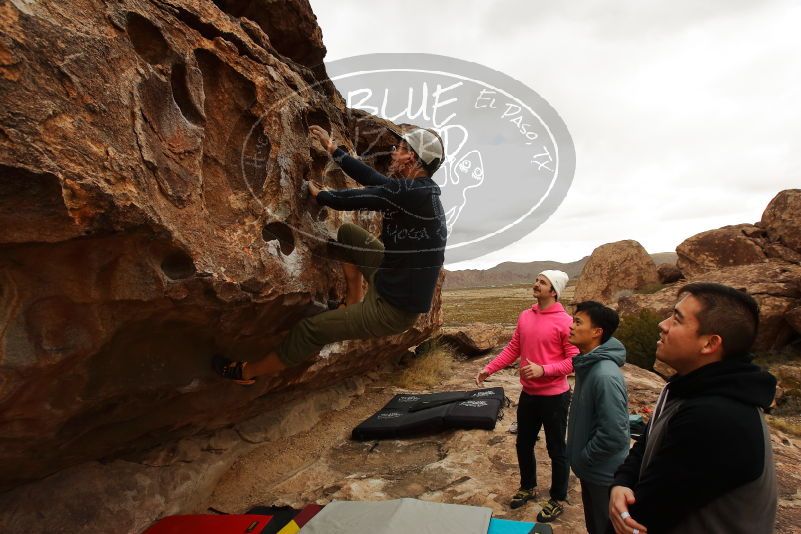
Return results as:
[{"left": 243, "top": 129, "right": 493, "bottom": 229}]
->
[{"left": 309, "top": 125, "right": 335, "bottom": 154}]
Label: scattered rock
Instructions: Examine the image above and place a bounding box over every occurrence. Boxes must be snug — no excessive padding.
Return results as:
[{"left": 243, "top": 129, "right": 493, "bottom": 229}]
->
[
  {"left": 0, "top": 374, "right": 368, "bottom": 533},
  {"left": 574, "top": 240, "right": 660, "bottom": 304}
]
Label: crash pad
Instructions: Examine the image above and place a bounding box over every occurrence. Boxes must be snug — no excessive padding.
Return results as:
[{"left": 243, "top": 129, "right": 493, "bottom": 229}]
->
[
  {"left": 299, "top": 498, "right": 491, "bottom": 534},
  {"left": 352, "top": 387, "right": 505, "bottom": 440},
  {"left": 141, "top": 514, "right": 272, "bottom": 534}
]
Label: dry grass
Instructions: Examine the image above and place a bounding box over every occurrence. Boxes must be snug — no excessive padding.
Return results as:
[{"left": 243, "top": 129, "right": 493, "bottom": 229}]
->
[
  {"left": 393, "top": 342, "right": 455, "bottom": 389},
  {"left": 441, "top": 283, "right": 533, "bottom": 326},
  {"left": 441, "top": 282, "right": 577, "bottom": 326},
  {"left": 766, "top": 415, "right": 801, "bottom": 437}
]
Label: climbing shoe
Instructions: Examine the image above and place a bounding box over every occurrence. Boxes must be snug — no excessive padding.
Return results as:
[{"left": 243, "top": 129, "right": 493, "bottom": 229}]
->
[
  {"left": 510, "top": 487, "right": 537, "bottom": 509},
  {"left": 211, "top": 354, "right": 256, "bottom": 385},
  {"left": 536, "top": 498, "right": 565, "bottom": 523}
]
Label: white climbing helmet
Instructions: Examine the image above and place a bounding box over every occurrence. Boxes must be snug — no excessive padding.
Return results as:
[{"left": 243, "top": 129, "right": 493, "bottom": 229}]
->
[{"left": 400, "top": 127, "right": 445, "bottom": 173}]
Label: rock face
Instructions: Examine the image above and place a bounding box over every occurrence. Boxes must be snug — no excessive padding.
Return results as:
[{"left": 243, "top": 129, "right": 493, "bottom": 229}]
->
[
  {"left": 619, "top": 261, "right": 801, "bottom": 352},
  {"left": 0, "top": 1, "right": 440, "bottom": 491},
  {"left": 616, "top": 191, "right": 801, "bottom": 354},
  {"left": 676, "top": 224, "right": 767, "bottom": 278},
  {"left": 656, "top": 263, "right": 683, "bottom": 284},
  {"left": 574, "top": 240, "right": 660, "bottom": 304},
  {"left": 435, "top": 323, "right": 513, "bottom": 358},
  {"left": 676, "top": 190, "right": 801, "bottom": 280},
  {"left": 762, "top": 189, "right": 801, "bottom": 255}
]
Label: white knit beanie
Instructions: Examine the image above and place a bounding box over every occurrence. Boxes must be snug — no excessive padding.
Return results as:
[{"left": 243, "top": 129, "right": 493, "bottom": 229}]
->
[{"left": 539, "top": 270, "right": 569, "bottom": 299}]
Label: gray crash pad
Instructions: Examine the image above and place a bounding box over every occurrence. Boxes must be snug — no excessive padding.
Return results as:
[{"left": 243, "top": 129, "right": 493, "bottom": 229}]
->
[{"left": 299, "top": 498, "right": 493, "bottom": 534}]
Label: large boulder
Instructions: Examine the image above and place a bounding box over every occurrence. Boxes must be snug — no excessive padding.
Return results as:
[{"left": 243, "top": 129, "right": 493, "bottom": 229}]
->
[
  {"left": 676, "top": 224, "right": 767, "bottom": 278},
  {"left": 761, "top": 189, "right": 801, "bottom": 255},
  {"left": 656, "top": 263, "right": 683, "bottom": 284},
  {"left": 619, "top": 260, "right": 801, "bottom": 352},
  {"left": 0, "top": 0, "right": 440, "bottom": 491},
  {"left": 574, "top": 240, "right": 659, "bottom": 304},
  {"left": 435, "top": 323, "right": 513, "bottom": 358}
]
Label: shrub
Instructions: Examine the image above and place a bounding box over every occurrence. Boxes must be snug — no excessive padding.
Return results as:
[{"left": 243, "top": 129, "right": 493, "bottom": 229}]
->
[
  {"left": 616, "top": 309, "right": 662, "bottom": 371},
  {"left": 393, "top": 340, "right": 455, "bottom": 389}
]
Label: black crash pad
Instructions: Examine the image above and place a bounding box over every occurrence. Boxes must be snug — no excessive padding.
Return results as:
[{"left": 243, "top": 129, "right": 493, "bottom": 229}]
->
[{"left": 352, "top": 387, "right": 505, "bottom": 440}]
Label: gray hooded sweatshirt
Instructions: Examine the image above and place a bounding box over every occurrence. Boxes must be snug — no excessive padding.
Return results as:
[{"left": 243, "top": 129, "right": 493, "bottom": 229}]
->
[{"left": 566, "top": 337, "right": 630, "bottom": 486}]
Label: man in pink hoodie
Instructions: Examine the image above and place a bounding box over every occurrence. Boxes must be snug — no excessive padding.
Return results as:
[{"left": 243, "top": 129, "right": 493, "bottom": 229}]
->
[{"left": 475, "top": 270, "right": 578, "bottom": 523}]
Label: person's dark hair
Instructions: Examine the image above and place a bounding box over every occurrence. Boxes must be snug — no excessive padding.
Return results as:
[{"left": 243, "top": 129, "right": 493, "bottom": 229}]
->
[
  {"left": 678, "top": 282, "right": 759, "bottom": 360},
  {"left": 575, "top": 301, "right": 620, "bottom": 343}
]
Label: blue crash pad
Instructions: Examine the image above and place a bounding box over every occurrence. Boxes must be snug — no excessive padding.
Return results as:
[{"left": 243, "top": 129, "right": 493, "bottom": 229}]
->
[
  {"left": 488, "top": 517, "right": 553, "bottom": 534},
  {"left": 488, "top": 518, "right": 535, "bottom": 533}
]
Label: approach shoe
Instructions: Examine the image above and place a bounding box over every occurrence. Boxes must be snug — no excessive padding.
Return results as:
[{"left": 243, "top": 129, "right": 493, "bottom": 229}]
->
[
  {"left": 536, "top": 498, "right": 565, "bottom": 523},
  {"left": 212, "top": 354, "right": 256, "bottom": 386},
  {"left": 508, "top": 420, "right": 518, "bottom": 434},
  {"left": 510, "top": 487, "right": 537, "bottom": 509}
]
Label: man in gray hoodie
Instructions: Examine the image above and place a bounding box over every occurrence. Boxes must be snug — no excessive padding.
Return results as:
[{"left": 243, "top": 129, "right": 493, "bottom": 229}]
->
[{"left": 566, "top": 301, "right": 629, "bottom": 534}]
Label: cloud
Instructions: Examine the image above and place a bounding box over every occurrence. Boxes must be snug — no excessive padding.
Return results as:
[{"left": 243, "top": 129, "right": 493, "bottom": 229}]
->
[{"left": 310, "top": 0, "right": 801, "bottom": 269}]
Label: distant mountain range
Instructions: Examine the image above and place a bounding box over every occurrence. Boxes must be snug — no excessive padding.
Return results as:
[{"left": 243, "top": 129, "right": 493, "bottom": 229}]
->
[{"left": 443, "top": 252, "right": 678, "bottom": 289}]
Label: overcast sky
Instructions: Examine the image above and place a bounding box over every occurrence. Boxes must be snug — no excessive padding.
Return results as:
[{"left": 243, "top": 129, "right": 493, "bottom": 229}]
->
[{"left": 309, "top": 0, "right": 801, "bottom": 270}]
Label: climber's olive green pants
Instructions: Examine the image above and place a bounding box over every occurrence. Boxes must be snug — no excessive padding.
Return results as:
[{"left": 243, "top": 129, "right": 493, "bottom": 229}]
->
[{"left": 276, "top": 223, "right": 420, "bottom": 367}]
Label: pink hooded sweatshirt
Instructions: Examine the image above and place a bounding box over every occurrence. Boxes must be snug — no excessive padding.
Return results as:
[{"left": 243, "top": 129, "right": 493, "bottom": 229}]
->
[{"left": 483, "top": 302, "right": 579, "bottom": 396}]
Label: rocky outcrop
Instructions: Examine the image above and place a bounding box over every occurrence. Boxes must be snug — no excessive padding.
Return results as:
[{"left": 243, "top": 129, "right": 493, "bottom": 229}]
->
[
  {"left": 574, "top": 240, "right": 660, "bottom": 304},
  {"left": 0, "top": 0, "right": 438, "bottom": 491},
  {"left": 676, "top": 224, "right": 767, "bottom": 278},
  {"left": 675, "top": 190, "right": 801, "bottom": 279},
  {"left": 0, "top": 375, "right": 370, "bottom": 533},
  {"left": 434, "top": 323, "right": 513, "bottom": 357},
  {"left": 619, "top": 261, "right": 801, "bottom": 352},
  {"left": 762, "top": 189, "right": 801, "bottom": 255},
  {"left": 616, "top": 190, "right": 801, "bottom": 354},
  {"left": 656, "top": 263, "right": 683, "bottom": 284}
]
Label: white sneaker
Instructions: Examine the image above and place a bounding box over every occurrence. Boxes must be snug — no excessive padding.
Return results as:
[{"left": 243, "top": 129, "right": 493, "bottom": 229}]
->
[{"left": 509, "top": 421, "right": 518, "bottom": 434}]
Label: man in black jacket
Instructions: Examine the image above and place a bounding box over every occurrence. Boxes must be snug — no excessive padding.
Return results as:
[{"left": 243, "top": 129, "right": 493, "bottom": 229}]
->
[
  {"left": 213, "top": 125, "right": 447, "bottom": 383},
  {"left": 609, "top": 282, "right": 777, "bottom": 534}
]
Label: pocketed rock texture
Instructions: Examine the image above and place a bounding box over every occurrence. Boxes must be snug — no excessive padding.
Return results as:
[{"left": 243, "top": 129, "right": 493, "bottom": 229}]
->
[
  {"left": 573, "top": 240, "right": 660, "bottom": 304},
  {"left": 0, "top": 0, "right": 440, "bottom": 492}
]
